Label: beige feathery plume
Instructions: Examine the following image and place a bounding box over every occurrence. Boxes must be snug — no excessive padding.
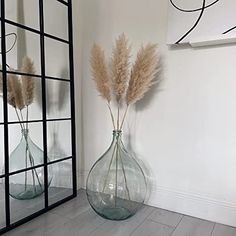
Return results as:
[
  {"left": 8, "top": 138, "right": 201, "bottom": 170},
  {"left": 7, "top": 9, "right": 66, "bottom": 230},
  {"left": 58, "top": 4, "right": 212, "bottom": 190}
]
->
[
  {"left": 91, "top": 44, "right": 111, "bottom": 102},
  {"left": 126, "top": 44, "right": 160, "bottom": 105},
  {"left": 7, "top": 74, "right": 25, "bottom": 110},
  {"left": 21, "top": 56, "right": 35, "bottom": 106},
  {"left": 112, "top": 33, "right": 131, "bottom": 102}
]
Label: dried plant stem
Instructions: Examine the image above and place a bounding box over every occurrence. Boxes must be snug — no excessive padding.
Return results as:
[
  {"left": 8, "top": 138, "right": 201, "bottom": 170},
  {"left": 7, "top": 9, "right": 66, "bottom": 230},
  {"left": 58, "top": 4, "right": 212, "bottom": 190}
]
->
[
  {"left": 107, "top": 103, "right": 115, "bottom": 130},
  {"left": 102, "top": 144, "right": 117, "bottom": 194},
  {"left": 117, "top": 101, "right": 120, "bottom": 130},
  {"left": 26, "top": 105, "right": 29, "bottom": 130},
  {"left": 115, "top": 142, "right": 118, "bottom": 207},
  {"left": 120, "top": 105, "right": 129, "bottom": 130},
  {"left": 25, "top": 148, "right": 27, "bottom": 191},
  {"left": 25, "top": 140, "right": 43, "bottom": 190},
  {"left": 28, "top": 151, "right": 42, "bottom": 189},
  {"left": 20, "top": 110, "right": 26, "bottom": 130},
  {"left": 15, "top": 108, "right": 24, "bottom": 131},
  {"left": 118, "top": 145, "right": 131, "bottom": 200},
  {"left": 29, "top": 153, "right": 36, "bottom": 193}
]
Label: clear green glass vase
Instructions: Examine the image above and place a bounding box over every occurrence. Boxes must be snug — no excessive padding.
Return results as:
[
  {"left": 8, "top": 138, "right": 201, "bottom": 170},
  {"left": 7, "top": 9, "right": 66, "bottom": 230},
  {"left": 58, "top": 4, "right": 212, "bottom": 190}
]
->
[
  {"left": 86, "top": 130, "right": 147, "bottom": 221},
  {"left": 9, "top": 129, "right": 53, "bottom": 200}
]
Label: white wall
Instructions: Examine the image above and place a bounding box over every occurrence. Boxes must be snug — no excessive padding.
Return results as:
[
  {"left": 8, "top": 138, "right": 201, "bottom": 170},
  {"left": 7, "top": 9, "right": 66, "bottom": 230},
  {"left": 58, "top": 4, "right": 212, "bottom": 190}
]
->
[{"left": 74, "top": 0, "right": 236, "bottom": 227}]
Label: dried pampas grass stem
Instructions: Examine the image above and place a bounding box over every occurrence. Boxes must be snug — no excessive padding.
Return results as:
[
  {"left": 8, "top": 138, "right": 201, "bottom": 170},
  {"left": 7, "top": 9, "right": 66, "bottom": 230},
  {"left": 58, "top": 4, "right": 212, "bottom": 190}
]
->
[{"left": 107, "top": 103, "right": 116, "bottom": 130}]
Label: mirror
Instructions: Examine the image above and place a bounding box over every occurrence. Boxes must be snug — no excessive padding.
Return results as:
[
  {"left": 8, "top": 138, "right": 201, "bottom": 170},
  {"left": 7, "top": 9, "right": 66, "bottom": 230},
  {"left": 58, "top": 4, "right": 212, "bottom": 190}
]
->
[{"left": 0, "top": 0, "right": 75, "bottom": 232}]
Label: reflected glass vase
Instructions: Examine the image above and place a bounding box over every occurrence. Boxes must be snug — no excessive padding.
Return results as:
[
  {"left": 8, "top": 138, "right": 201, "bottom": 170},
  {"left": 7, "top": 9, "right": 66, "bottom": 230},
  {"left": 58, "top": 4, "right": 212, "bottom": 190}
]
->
[
  {"left": 86, "top": 130, "right": 147, "bottom": 221},
  {"left": 9, "top": 129, "right": 53, "bottom": 200}
]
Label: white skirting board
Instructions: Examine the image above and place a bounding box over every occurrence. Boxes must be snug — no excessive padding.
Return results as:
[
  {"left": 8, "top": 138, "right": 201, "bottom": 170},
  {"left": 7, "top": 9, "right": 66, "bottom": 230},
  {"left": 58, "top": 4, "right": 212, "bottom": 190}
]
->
[
  {"left": 80, "top": 170, "right": 236, "bottom": 227},
  {"left": 148, "top": 185, "right": 236, "bottom": 227}
]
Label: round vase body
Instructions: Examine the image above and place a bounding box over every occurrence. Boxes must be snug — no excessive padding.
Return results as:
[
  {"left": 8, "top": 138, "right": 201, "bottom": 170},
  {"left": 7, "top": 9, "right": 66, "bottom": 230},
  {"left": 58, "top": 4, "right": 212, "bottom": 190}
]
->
[
  {"left": 9, "top": 129, "right": 53, "bottom": 200},
  {"left": 86, "top": 131, "right": 147, "bottom": 220}
]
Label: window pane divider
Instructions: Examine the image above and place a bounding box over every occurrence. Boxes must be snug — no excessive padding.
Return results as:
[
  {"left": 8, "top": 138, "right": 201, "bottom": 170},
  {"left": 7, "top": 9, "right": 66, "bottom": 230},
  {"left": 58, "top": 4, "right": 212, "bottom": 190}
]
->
[
  {"left": 56, "top": 0, "right": 69, "bottom": 6},
  {"left": 0, "top": 70, "right": 71, "bottom": 83},
  {"left": 1, "top": 118, "right": 72, "bottom": 125},
  {"left": 8, "top": 156, "right": 73, "bottom": 177},
  {"left": 4, "top": 19, "right": 69, "bottom": 44}
]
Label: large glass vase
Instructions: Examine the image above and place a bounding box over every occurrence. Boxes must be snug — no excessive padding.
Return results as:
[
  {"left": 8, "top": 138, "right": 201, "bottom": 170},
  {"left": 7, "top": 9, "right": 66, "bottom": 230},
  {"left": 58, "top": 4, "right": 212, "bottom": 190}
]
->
[
  {"left": 86, "top": 130, "right": 147, "bottom": 221},
  {"left": 9, "top": 129, "right": 53, "bottom": 200}
]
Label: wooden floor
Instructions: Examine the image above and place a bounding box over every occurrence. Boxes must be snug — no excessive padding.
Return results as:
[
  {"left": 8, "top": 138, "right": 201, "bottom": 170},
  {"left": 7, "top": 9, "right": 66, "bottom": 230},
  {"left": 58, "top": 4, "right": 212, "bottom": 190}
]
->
[{"left": 3, "top": 189, "right": 236, "bottom": 236}]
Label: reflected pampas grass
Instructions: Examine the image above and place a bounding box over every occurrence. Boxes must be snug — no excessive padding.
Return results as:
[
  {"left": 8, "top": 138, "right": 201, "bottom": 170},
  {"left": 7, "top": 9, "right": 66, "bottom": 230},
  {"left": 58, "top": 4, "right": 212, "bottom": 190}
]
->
[
  {"left": 7, "top": 73, "right": 25, "bottom": 110},
  {"left": 21, "top": 56, "right": 35, "bottom": 106},
  {"left": 0, "top": 56, "right": 36, "bottom": 126}
]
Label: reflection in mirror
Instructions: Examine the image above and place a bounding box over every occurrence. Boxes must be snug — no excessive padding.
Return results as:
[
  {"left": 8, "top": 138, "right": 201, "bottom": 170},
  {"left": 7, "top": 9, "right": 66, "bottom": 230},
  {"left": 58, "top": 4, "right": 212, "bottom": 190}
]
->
[
  {"left": 0, "top": 179, "right": 6, "bottom": 230},
  {"left": 5, "top": 0, "right": 39, "bottom": 30},
  {"left": 10, "top": 168, "right": 44, "bottom": 223},
  {"left": 0, "top": 126, "right": 4, "bottom": 176},
  {"left": 46, "top": 79, "right": 71, "bottom": 120},
  {"left": 44, "top": 0, "right": 68, "bottom": 40},
  {"left": 48, "top": 159, "right": 73, "bottom": 205},
  {"left": 7, "top": 73, "right": 42, "bottom": 122},
  {"left": 0, "top": 24, "right": 1, "bottom": 65},
  {"left": 9, "top": 122, "right": 44, "bottom": 172},
  {"left": 5, "top": 24, "right": 41, "bottom": 75},
  {"left": 47, "top": 120, "right": 72, "bottom": 161},
  {"left": 45, "top": 37, "right": 70, "bottom": 79},
  {"left": 0, "top": 72, "right": 3, "bottom": 122},
  {"left": 0, "top": 98, "right": 2, "bottom": 123}
]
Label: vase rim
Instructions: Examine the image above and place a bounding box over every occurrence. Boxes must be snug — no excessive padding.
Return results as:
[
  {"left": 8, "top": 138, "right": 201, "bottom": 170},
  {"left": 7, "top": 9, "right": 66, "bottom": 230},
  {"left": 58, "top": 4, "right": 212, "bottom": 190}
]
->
[
  {"left": 21, "top": 129, "right": 29, "bottom": 134},
  {"left": 113, "top": 130, "right": 122, "bottom": 134}
]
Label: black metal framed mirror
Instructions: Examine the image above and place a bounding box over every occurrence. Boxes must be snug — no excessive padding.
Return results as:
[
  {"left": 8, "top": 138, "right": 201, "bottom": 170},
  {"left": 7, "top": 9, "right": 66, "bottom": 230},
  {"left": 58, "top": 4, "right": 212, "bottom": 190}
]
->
[{"left": 0, "top": 0, "right": 76, "bottom": 233}]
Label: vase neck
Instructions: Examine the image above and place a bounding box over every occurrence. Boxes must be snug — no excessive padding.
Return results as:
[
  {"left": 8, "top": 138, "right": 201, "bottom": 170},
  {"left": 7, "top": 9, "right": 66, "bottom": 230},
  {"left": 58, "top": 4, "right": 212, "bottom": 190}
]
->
[
  {"left": 21, "top": 129, "right": 29, "bottom": 137},
  {"left": 112, "top": 130, "right": 123, "bottom": 145}
]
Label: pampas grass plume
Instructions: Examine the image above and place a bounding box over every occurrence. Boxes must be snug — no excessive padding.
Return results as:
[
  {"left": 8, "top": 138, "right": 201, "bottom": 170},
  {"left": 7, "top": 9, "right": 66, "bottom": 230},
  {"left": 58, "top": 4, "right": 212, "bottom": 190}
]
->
[
  {"left": 8, "top": 74, "right": 25, "bottom": 110},
  {"left": 91, "top": 44, "right": 111, "bottom": 103},
  {"left": 21, "top": 56, "right": 35, "bottom": 106},
  {"left": 112, "top": 33, "right": 131, "bottom": 102},
  {"left": 126, "top": 43, "right": 160, "bottom": 105}
]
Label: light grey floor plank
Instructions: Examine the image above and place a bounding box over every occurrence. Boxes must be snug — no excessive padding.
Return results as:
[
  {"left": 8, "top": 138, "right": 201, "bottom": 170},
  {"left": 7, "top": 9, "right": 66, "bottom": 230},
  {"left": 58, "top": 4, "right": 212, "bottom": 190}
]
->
[
  {"left": 88, "top": 206, "right": 154, "bottom": 236},
  {"left": 2, "top": 189, "right": 236, "bottom": 236},
  {"left": 50, "top": 190, "right": 90, "bottom": 220},
  {"left": 171, "top": 216, "right": 214, "bottom": 236},
  {"left": 211, "top": 224, "right": 236, "bottom": 236},
  {"left": 148, "top": 208, "right": 183, "bottom": 227},
  {"left": 45, "top": 208, "right": 105, "bottom": 236},
  {"left": 4, "top": 212, "right": 70, "bottom": 236},
  {"left": 130, "top": 219, "right": 174, "bottom": 236}
]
